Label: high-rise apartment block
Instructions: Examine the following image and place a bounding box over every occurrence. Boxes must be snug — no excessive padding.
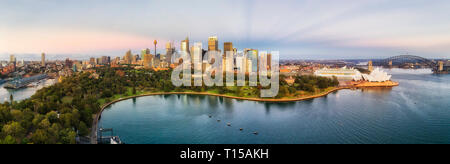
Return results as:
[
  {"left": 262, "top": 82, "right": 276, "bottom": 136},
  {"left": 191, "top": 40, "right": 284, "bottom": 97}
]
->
[
  {"left": 208, "top": 36, "right": 218, "bottom": 51},
  {"left": 41, "top": 53, "right": 45, "bottom": 66}
]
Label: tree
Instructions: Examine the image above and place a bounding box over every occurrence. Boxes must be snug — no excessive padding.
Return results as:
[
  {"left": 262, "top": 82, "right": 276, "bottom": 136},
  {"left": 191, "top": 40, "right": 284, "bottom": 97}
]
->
[
  {"left": 0, "top": 135, "right": 16, "bottom": 144},
  {"left": 10, "top": 110, "right": 24, "bottom": 123},
  {"left": 332, "top": 76, "right": 339, "bottom": 86},
  {"left": 235, "top": 86, "right": 243, "bottom": 97},
  {"left": 0, "top": 106, "right": 12, "bottom": 124},
  {"left": 78, "top": 122, "right": 89, "bottom": 136},
  {"left": 59, "top": 128, "right": 76, "bottom": 144},
  {"left": 276, "top": 86, "right": 289, "bottom": 98},
  {"left": 45, "top": 111, "right": 59, "bottom": 124},
  {"left": 2, "top": 121, "right": 26, "bottom": 143},
  {"left": 31, "top": 129, "right": 49, "bottom": 144},
  {"left": 288, "top": 87, "right": 296, "bottom": 94},
  {"left": 38, "top": 119, "right": 51, "bottom": 129}
]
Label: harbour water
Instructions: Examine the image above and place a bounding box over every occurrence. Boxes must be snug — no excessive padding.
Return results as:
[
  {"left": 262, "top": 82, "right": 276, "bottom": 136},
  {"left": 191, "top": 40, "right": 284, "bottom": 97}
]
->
[
  {"left": 98, "top": 68, "right": 450, "bottom": 144},
  {"left": 0, "top": 79, "right": 56, "bottom": 103}
]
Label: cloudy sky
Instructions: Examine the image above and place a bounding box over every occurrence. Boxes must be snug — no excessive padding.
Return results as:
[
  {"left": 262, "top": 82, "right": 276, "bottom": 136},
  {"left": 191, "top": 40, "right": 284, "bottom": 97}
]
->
[{"left": 1, "top": 0, "right": 450, "bottom": 60}]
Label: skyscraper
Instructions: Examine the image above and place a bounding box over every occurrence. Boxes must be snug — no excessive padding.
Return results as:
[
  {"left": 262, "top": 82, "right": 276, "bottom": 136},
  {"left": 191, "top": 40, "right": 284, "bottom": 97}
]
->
[
  {"left": 208, "top": 36, "right": 218, "bottom": 51},
  {"left": 10, "top": 54, "right": 16, "bottom": 64},
  {"left": 192, "top": 42, "right": 203, "bottom": 65},
  {"left": 166, "top": 42, "right": 175, "bottom": 64},
  {"left": 223, "top": 42, "right": 234, "bottom": 73},
  {"left": 236, "top": 53, "right": 246, "bottom": 73},
  {"left": 154, "top": 40, "right": 158, "bottom": 57},
  {"left": 8, "top": 54, "right": 16, "bottom": 71},
  {"left": 245, "top": 49, "right": 258, "bottom": 73},
  {"left": 181, "top": 37, "right": 190, "bottom": 53},
  {"left": 124, "top": 50, "right": 133, "bottom": 64},
  {"left": 112, "top": 57, "right": 120, "bottom": 65},
  {"left": 154, "top": 54, "right": 161, "bottom": 68},
  {"left": 224, "top": 42, "right": 233, "bottom": 52},
  {"left": 90, "top": 57, "right": 96, "bottom": 65},
  {"left": 101, "top": 56, "right": 110, "bottom": 65},
  {"left": 132, "top": 55, "right": 139, "bottom": 64},
  {"left": 259, "top": 52, "right": 271, "bottom": 74},
  {"left": 143, "top": 54, "right": 153, "bottom": 68},
  {"left": 41, "top": 53, "right": 45, "bottom": 66},
  {"left": 141, "top": 48, "right": 150, "bottom": 56},
  {"left": 96, "top": 58, "right": 101, "bottom": 65}
]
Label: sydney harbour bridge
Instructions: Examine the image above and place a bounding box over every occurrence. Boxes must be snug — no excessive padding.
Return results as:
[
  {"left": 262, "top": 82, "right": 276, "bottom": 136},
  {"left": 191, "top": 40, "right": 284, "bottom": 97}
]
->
[{"left": 372, "top": 55, "right": 448, "bottom": 73}]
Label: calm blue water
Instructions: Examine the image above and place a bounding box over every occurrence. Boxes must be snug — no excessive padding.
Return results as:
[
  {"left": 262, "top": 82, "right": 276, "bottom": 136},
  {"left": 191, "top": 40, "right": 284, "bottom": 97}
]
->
[
  {"left": 99, "top": 69, "right": 450, "bottom": 144},
  {"left": 0, "top": 79, "right": 56, "bottom": 103}
]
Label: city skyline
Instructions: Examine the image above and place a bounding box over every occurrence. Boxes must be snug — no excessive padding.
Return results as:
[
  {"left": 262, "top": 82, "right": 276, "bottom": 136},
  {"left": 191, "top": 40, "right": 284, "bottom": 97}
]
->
[{"left": 1, "top": 0, "right": 450, "bottom": 60}]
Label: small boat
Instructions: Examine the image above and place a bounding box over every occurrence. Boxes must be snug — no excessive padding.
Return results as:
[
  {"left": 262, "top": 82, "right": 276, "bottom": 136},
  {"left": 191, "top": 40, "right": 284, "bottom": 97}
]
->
[
  {"left": 253, "top": 132, "right": 258, "bottom": 135},
  {"left": 208, "top": 115, "right": 212, "bottom": 118},
  {"left": 227, "top": 123, "right": 231, "bottom": 126},
  {"left": 239, "top": 128, "right": 243, "bottom": 131},
  {"left": 217, "top": 119, "right": 221, "bottom": 122}
]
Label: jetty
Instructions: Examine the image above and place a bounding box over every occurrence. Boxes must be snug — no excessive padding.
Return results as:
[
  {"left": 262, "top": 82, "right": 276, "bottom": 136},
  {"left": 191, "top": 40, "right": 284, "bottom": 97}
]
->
[{"left": 3, "top": 74, "right": 47, "bottom": 89}]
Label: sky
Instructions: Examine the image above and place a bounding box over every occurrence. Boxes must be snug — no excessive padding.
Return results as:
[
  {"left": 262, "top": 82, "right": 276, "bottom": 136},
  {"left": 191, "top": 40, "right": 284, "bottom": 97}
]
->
[{"left": 1, "top": 0, "right": 450, "bottom": 60}]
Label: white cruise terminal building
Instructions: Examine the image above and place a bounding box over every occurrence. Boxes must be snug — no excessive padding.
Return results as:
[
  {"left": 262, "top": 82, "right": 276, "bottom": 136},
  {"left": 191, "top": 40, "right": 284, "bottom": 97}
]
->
[
  {"left": 314, "top": 66, "right": 362, "bottom": 80},
  {"left": 314, "top": 67, "right": 392, "bottom": 82}
]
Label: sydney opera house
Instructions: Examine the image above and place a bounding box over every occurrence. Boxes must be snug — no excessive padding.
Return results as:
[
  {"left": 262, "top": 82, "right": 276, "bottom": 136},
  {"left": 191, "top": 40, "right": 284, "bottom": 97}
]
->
[{"left": 360, "top": 68, "right": 392, "bottom": 82}]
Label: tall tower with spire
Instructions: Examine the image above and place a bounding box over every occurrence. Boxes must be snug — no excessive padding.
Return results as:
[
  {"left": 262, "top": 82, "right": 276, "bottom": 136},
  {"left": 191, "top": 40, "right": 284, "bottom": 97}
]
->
[{"left": 154, "top": 40, "right": 158, "bottom": 56}]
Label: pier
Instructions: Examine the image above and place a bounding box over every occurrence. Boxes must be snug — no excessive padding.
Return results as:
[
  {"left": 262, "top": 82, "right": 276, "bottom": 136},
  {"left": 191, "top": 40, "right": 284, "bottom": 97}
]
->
[
  {"left": 98, "top": 128, "right": 122, "bottom": 144},
  {"left": 3, "top": 74, "right": 47, "bottom": 89}
]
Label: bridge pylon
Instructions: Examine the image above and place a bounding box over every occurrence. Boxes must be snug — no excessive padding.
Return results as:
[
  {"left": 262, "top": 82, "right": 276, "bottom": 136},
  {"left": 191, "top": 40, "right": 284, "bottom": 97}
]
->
[{"left": 368, "top": 61, "right": 373, "bottom": 72}]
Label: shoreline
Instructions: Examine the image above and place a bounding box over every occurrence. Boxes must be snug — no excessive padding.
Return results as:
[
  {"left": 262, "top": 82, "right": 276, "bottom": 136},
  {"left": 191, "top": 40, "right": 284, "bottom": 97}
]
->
[
  {"left": 89, "top": 86, "right": 348, "bottom": 144},
  {"left": 90, "top": 80, "right": 402, "bottom": 144},
  {"left": 354, "top": 81, "right": 399, "bottom": 87}
]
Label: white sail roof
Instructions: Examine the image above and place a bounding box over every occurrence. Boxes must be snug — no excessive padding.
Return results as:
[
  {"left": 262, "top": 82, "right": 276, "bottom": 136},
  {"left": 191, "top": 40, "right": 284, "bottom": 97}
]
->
[{"left": 361, "top": 68, "right": 391, "bottom": 82}]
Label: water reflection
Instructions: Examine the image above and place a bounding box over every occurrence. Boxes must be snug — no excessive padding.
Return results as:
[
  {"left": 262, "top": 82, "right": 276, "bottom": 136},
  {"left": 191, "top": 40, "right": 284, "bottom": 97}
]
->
[
  {"left": 359, "top": 87, "right": 393, "bottom": 94},
  {"left": 185, "top": 95, "right": 201, "bottom": 106},
  {"left": 132, "top": 97, "right": 137, "bottom": 105},
  {"left": 218, "top": 97, "right": 224, "bottom": 104},
  {"left": 207, "top": 96, "right": 218, "bottom": 108},
  {"left": 223, "top": 98, "right": 234, "bottom": 111},
  {"left": 262, "top": 101, "right": 297, "bottom": 113}
]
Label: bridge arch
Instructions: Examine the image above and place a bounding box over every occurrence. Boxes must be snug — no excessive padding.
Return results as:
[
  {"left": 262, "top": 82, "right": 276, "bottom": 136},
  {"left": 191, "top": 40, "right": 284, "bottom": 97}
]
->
[{"left": 380, "top": 55, "right": 437, "bottom": 68}]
